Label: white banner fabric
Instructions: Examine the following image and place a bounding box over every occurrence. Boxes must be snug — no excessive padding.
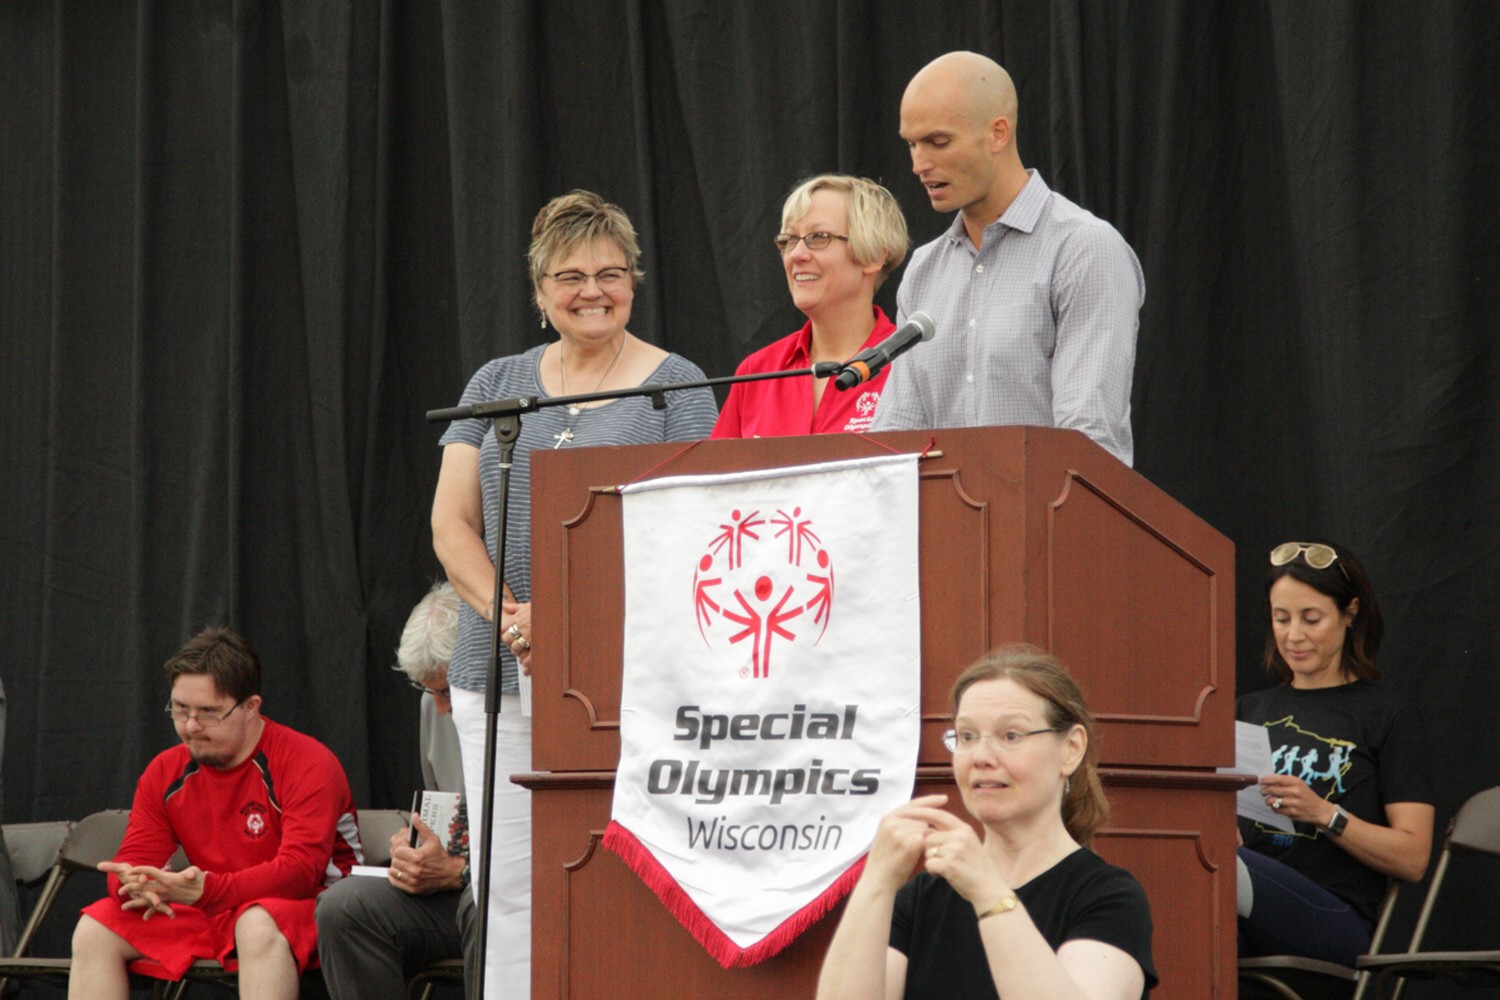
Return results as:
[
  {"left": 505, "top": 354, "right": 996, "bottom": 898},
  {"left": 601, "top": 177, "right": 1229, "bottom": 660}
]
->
[{"left": 604, "top": 453, "right": 921, "bottom": 967}]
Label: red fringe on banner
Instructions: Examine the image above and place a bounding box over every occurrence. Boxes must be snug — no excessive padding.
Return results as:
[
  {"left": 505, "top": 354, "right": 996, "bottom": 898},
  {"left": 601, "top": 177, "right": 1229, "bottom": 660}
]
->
[{"left": 602, "top": 820, "right": 867, "bottom": 968}]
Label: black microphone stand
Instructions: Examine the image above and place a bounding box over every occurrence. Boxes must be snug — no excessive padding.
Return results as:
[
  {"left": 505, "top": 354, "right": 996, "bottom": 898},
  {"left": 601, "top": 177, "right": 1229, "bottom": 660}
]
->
[{"left": 426, "top": 358, "right": 845, "bottom": 999}]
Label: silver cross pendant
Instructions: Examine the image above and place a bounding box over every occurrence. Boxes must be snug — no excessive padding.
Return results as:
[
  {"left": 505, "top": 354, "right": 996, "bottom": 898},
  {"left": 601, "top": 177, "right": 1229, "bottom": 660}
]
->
[{"left": 553, "top": 427, "right": 574, "bottom": 448}]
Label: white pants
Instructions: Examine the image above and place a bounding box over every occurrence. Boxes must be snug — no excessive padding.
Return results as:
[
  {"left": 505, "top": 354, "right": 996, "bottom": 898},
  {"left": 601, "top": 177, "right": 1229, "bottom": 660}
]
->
[{"left": 451, "top": 687, "right": 532, "bottom": 1000}]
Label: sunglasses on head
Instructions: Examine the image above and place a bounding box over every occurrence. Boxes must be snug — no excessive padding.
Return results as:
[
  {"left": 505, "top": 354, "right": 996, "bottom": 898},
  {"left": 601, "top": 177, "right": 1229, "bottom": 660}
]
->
[{"left": 1269, "top": 542, "right": 1340, "bottom": 571}]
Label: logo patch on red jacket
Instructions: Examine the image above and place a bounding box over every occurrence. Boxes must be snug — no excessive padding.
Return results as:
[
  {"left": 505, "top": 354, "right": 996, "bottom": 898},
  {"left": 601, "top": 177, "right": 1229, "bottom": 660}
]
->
[{"left": 241, "top": 801, "right": 270, "bottom": 838}]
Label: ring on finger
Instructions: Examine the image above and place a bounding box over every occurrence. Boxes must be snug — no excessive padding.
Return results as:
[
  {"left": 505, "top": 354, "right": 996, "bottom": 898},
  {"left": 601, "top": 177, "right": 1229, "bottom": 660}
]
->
[
  {"left": 1273, "top": 796, "right": 1283, "bottom": 810},
  {"left": 505, "top": 623, "right": 521, "bottom": 640},
  {"left": 519, "top": 638, "right": 532, "bottom": 651}
]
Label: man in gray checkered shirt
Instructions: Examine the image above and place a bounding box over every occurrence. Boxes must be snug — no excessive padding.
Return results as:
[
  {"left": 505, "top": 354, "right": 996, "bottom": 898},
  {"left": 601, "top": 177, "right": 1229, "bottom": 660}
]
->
[{"left": 871, "top": 51, "right": 1144, "bottom": 466}]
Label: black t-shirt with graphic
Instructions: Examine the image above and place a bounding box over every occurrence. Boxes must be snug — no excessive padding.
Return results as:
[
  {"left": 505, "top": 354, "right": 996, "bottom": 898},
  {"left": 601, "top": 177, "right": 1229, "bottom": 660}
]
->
[
  {"left": 890, "top": 847, "right": 1157, "bottom": 998},
  {"left": 1237, "top": 679, "right": 1432, "bottom": 923}
]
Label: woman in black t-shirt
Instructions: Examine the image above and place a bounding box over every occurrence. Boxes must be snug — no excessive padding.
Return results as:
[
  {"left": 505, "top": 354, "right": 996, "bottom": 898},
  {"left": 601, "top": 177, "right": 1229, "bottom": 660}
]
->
[
  {"left": 816, "top": 645, "right": 1156, "bottom": 1000},
  {"left": 1237, "top": 541, "right": 1434, "bottom": 966}
]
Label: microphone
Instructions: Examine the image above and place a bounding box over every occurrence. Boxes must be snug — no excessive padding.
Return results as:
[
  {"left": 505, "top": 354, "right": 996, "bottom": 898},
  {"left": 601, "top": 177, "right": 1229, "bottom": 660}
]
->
[{"left": 832, "top": 312, "right": 935, "bottom": 391}]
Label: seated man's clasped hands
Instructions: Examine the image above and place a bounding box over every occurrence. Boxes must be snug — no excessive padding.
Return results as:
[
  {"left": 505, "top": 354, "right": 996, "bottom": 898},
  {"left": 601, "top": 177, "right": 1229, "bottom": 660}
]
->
[{"left": 101, "top": 861, "right": 207, "bottom": 920}]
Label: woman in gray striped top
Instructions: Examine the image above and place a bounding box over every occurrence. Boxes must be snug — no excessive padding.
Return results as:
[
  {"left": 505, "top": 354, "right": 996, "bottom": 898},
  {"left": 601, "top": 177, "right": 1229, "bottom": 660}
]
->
[{"left": 431, "top": 189, "right": 717, "bottom": 998}]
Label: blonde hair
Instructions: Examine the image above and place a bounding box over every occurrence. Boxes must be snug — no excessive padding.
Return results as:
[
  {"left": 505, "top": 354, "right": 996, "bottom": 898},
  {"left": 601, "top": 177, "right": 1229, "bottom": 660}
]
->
[
  {"left": 949, "top": 644, "right": 1109, "bottom": 846},
  {"left": 527, "top": 189, "right": 644, "bottom": 293},
  {"left": 780, "top": 175, "right": 910, "bottom": 289}
]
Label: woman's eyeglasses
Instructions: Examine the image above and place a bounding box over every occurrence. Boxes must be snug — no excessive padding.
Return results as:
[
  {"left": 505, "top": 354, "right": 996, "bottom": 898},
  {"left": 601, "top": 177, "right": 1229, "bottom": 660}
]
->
[
  {"left": 942, "top": 727, "right": 1059, "bottom": 754},
  {"left": 774, "top": 231, "right": 849, "bottom": 254},
  {"left": 544, "top": 267, "right": 630, "bottom": 289}
]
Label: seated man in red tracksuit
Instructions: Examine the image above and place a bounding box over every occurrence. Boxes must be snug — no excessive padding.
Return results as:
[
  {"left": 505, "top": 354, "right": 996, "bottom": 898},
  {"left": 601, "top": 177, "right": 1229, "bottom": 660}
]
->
[{"left": 70, "top": 627, "right": 360, "bottom": 1000}]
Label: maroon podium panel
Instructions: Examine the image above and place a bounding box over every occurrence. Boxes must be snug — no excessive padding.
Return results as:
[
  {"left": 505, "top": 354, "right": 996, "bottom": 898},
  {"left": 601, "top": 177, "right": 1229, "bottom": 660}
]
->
[{"left": 524, "top": 426, "right": 1240, "bottom": 999}]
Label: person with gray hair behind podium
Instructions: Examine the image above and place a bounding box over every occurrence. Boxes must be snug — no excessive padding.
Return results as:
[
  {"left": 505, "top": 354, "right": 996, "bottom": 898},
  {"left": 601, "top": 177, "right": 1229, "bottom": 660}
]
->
[{"left": 317, "top": 581, "right": 477, "bottom": 1000}]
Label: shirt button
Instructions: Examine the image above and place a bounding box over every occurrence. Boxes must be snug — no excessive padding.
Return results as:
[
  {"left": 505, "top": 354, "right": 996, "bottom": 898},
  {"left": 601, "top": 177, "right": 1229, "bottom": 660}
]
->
[
  {"left": 966, "top": 374, "right": 974, "bottom": 383},
  {"left": 975, "top": 264, "right": 984, "bottom": 273},
  {"left": 969, "top": 318, "right": 976, "bottom": 327}
]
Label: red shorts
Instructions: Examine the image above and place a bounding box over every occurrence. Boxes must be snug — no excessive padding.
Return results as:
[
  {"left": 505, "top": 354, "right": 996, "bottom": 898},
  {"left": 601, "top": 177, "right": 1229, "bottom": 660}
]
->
[{"left": 81, "top": 895, "right": 321, "bottom": 981}]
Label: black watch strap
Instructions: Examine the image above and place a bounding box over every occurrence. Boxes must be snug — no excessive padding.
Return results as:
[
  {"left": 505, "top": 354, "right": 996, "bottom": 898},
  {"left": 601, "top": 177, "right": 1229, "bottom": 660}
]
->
[{"left": 1325, "top": 805, "right": 1349, "bottom": 837}]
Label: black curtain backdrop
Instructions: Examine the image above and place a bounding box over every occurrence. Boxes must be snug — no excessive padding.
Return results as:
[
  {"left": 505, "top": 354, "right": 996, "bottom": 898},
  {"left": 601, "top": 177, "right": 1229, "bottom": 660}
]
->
[{"left": 3, "top": 1, "right": 1497, "bottom": 984}]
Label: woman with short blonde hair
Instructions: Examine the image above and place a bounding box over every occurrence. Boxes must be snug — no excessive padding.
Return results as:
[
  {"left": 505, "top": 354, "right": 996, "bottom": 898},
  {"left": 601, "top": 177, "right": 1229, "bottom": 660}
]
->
[{"left": 713, "top": 174, "right": 910, "bottom": 439}]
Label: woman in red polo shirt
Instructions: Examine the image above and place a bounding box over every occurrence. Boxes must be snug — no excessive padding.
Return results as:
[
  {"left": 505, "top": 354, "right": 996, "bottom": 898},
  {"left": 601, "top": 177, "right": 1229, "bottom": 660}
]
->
[{"left": 712, "top": 175, "right": 909, "bottom": 438}]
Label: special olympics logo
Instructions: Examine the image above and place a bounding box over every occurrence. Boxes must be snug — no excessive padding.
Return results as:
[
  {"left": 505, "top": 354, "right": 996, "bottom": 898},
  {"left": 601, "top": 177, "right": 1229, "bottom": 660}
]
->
[
  {"left": 241, "top": 802, "right": 269, "bottom": 838},
  {"left": 855, "top": 391, "right": 879, "bottom": 417},
  {"left": 691, "top": 506, "right": 835, "bottom": 679}
]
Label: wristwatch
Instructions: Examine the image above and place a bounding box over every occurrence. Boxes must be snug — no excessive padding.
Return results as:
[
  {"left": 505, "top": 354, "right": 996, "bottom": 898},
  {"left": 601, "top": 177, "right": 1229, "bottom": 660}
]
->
[
  {"left": 1324, "top": 805, "right": 1349, "bottom": 837},
  {"left": 978, "top": 894, "right": 1019, "bottom": 921},
  {"left": 459, "top": 864, "right": 471, "bottom": 890}
]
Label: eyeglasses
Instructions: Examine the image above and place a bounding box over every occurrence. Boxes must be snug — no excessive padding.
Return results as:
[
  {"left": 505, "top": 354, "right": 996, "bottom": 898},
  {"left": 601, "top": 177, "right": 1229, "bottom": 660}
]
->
[
  {"left": 1269, "top": 542, "right": 1340, "bottom": 571},
  {"left": 943, "top": 727, "right": 1060, "bottom": 754},
  {"left": 407, "top": 679, "right": 452, "bottom": 699},
  {"left": 165, "top": 700, "right": 244, "bottom": 729},
  {"left": 544, "top": 267, "right": 630, "bottom": 289},
  {"left": 774, "top": 231, "right": 850, "bottom": 254}
]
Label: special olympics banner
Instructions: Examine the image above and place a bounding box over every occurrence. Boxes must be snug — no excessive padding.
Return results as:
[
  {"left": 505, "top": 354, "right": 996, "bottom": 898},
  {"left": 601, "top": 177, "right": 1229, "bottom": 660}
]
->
[{"left": 603, "top": 453, "right": 920, "bottom": 967}]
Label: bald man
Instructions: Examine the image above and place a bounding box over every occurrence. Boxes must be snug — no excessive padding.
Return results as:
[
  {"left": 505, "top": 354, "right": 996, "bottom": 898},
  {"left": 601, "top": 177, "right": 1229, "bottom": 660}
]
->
[{"left": 871, "top": 51, "right": 1144, "bottom": 466}]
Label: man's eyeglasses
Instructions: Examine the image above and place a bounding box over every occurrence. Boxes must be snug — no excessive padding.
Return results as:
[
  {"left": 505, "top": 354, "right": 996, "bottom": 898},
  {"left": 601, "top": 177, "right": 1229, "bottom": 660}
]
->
[
  {"left": 408, "top": 680, "right": 452, "bottom": 700},
  {"left": 544, "top": 267, "right": 630, "bottom": 289},
  {"left": 943, "top": 727, "right": 1060, "bottom": 754},
  {"left": 165, "top": 700, "right": 244, "bottom": 729},
  {"left": 774, "top": 231, "right": 850, "bottom": 254}
]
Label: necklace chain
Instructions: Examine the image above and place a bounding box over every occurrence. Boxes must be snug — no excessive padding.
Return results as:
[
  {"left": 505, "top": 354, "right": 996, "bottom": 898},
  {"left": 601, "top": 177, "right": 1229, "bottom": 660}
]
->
[{"left": 554, "top": 336, "right": 627, "bottom": 447}]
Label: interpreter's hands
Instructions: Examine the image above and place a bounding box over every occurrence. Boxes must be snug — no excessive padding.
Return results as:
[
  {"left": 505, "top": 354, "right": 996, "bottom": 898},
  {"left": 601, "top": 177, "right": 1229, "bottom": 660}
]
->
[
  {"left": 862, "top": 794, "right": 955, "bottom": 892},
  {"left": 500, "top": 597, "right": 534, "bottom": 673},
  {"left": 1257, "top": 773, "right": 1333, "bottom": 827},
  {"left": 904, "top": 803, "right": 1008, "bottom": 909},
  {"left": 387, "top": 816, "right": 466, "bottom": 896},
  {"left": 101, "top": 862, "right": 205, "bottom": 920}
]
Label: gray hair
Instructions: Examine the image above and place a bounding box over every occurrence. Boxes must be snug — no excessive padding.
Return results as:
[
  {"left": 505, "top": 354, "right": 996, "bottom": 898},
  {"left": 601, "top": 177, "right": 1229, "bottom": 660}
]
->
[{"left": 394, "top": 581, "right": 460, "bottom": 683}]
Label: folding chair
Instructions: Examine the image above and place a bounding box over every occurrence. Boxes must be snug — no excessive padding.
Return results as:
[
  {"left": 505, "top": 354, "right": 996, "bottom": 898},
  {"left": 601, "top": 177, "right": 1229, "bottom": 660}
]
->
[
  {"left": 165, "top": 808, "right": 410, "bottom": 999},
  {"left": 407, "top": 957, "right": 465, "bottom": 1000},
  {"left": 1238, "top": 881, "right": 1401, "bottom": 1000},
  {"left": 0, "top": 809, "right": 131, "bottom": 989},
  {"left": 357, "top": 808, "right": 409, "bottom": 868},
  {"left": 0, "top": 819, "right": 72, "bottom": 990},
  {"left": 1357, "top": 786, "right": 1500, "bottom": 1000}
]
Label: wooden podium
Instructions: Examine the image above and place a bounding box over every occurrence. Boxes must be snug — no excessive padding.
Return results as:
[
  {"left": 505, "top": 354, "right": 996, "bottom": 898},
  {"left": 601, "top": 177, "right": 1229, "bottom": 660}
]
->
[{"left": 523, "top": 426, "right": 1242, "bottom": 998}]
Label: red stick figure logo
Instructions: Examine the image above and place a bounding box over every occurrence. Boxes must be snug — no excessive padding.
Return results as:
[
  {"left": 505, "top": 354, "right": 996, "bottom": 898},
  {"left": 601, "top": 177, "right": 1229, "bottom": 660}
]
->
[{"left": 691, "top": 505, "right": 835, "bottom": 678}]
